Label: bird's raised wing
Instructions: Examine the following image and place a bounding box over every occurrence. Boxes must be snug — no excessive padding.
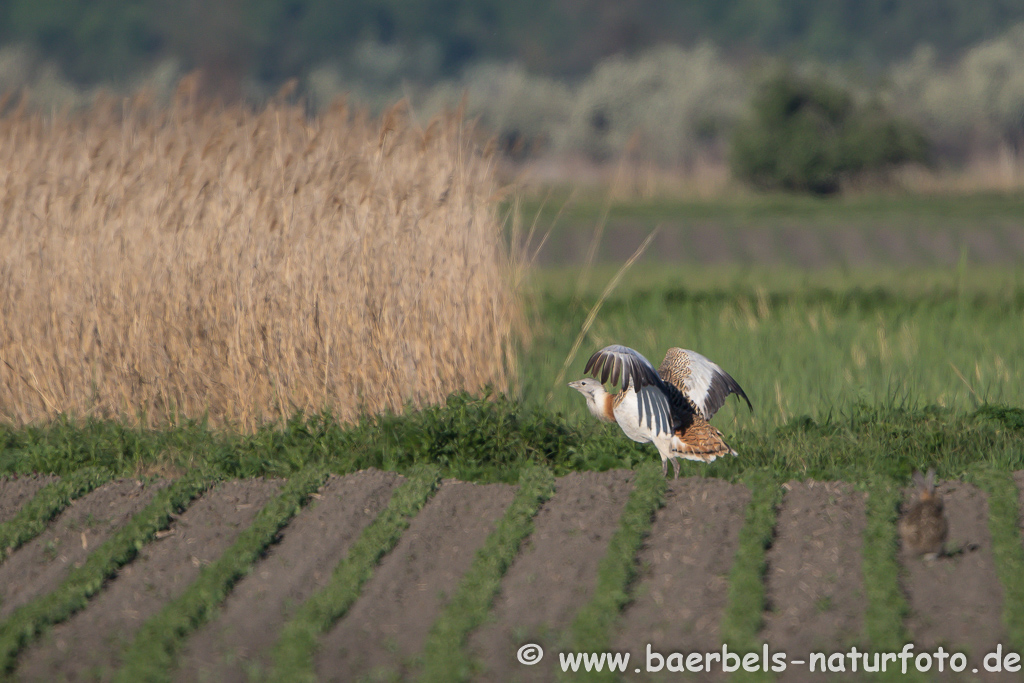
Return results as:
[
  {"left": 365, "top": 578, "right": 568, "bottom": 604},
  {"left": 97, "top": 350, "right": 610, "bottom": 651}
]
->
[
  {"left": 584, "top": 345, "right": 663, "bottom": 394},
  {"left": 584, "top": 345, "right": 670, "bottom": 430},
  {"left": 659, "top": 348, "right": 752, "bottom": 420},
  {"left": 636, "top": 384, "right": 674, "bottom": 437}
]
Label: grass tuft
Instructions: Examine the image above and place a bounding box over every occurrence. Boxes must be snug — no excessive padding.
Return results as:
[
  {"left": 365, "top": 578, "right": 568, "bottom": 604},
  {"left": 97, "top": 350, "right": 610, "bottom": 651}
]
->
[
  {"left": 418, "top": 465, "right": 556, "bottom": 683},
  {"left": 268, "top": 465, "right": 441, "bottom": 683}
]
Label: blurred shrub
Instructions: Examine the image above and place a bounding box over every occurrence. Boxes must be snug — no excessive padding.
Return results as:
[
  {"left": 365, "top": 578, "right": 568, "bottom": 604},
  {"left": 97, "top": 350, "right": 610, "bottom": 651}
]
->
[
  {"left": 558, "top": 44, "right": 746, "bottom": 166},
  {"left": 731, "top": 73, "right": 928, "bottom": 194},
  {"left": 422, "top": 62, "right": 573, "bottom": 159},
  {"left": 888, "top": 25, "right": 1024, "bottom": 156},
  {"left": 0, "top": 43, "right": 181, "bottom": 111}
]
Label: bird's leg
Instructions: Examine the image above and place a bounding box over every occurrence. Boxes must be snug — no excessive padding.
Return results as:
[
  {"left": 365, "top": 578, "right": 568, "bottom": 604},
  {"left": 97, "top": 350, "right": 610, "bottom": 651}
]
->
[
  {"left": 661, "top": 458, "right": 668, "bottom": 477},
  {"left": 671, "top": 457, "right": 681, "bottom": 479}
]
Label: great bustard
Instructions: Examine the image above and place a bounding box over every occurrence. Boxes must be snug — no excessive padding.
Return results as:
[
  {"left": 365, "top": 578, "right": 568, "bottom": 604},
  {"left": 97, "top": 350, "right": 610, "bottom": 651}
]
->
[{"left": 569, "top": 345, "right": 752, "bottom": 478}]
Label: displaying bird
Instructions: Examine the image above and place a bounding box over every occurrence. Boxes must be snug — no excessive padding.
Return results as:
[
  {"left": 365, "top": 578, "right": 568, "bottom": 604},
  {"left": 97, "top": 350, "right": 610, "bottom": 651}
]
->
[{"left": 569, "top": 345, "right": 752, "bottom": 478}]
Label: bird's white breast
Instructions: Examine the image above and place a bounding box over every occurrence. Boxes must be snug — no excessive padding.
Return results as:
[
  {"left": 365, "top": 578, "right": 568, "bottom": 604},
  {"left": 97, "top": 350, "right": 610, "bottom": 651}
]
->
[{"left": 613, "top": 389, "right": 654, "bottom": 443}]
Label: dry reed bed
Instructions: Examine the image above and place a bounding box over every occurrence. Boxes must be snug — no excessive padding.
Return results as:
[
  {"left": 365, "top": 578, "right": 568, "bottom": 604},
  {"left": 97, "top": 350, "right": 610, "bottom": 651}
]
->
[{"left": 0, "top": 84, "right": 518, "bottom": 429}]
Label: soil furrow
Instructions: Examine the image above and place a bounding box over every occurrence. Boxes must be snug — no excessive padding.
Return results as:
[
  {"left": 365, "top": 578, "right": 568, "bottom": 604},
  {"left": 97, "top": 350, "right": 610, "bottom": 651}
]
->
[
  {"left": 314, "top": 479, "right": 516, "bottom": 682},
  {"left": 14, "top": 479, "right": 281, "bottom": 682},
  {"left": 762, "top": 480, "right": 866, "bottom": 680},
  {"left": 901, "top": 481, "right": 1006, "bottom": 680},
  {"left": 468, "top": 470, "right": 634, "bottom": 683},
  {"left": 614, "top": 476, "right": 748, "bottom": 682},
  {"left": 0, "top": 479, "right": 162, "bottom": 619},
  {"left": 0, "top": 476, "right": 57, "bottom": 526},
  {"left": 174, "top": 469, "right": 400, "bottom": 683}
]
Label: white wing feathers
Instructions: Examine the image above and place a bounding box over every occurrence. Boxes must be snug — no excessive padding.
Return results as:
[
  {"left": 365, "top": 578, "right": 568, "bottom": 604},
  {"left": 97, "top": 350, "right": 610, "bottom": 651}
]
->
[
  {"left": 677, "top": 349, "right": 753, "bottom": 420},
  {"left": 636, "top": 385, "right": 673, "bottom": 436}
]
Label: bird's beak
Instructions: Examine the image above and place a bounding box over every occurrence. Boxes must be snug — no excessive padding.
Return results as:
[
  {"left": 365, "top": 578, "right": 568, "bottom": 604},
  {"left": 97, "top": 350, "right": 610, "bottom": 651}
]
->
[{"left": 568, "top": 380, "right": 583, "bottom": 392}]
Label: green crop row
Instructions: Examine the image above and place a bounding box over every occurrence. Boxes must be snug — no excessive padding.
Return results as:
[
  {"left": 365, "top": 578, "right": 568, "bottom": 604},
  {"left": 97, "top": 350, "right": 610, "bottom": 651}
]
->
[
  {"left": 719, "top": 469, "right": 782, "bottom": 683},
  {"left": 862, "top": 476, "right": 910, "bottom": 653}
]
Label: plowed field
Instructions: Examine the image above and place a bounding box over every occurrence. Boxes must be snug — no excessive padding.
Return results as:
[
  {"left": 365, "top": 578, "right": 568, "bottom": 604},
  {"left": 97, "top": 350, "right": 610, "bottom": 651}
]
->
[{"left": 0, "top": 470, "right": 1021, "bottom": 682}]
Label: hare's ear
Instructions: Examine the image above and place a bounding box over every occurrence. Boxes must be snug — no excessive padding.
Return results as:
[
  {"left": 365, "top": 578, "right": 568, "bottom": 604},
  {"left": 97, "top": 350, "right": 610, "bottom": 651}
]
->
[
  {"left": 924, "top": 468, "right": 936, "bottom": 492},
  {"left": 912, "top": 470, "right": 925, "bottom": 489}
]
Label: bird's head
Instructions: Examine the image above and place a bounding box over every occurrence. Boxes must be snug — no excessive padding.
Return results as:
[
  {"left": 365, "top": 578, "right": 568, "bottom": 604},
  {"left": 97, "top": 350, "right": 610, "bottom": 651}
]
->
[
  {"left": 568, "top": 377, "right": 604, "bottom": 398},
  {"left": 569, "top": 378, "right": 614, "bottom": 422}
]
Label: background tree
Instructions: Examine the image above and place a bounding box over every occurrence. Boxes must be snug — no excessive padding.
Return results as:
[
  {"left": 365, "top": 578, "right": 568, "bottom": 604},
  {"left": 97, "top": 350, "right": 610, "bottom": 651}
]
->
[{"left": 730, "top": 73, "right": 928, "bottom": 194}]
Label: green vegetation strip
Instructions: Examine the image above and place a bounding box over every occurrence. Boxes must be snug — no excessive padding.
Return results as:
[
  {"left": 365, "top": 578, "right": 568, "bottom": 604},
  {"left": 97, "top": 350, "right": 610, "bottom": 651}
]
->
[
  {"left": 861, "top": 476, "right": 910, "bottom": 653},
  {"left": 971, "top": 468, "right": 1024, "bottom": 652},
  {"left": 559, "top": 463, "right": 667, "bottom": 682},
  {"left": 859, "top": 475, "right": 930, "bottom": 682},
  {"left": 0, "top": 469, "right": 215, "bottom": 674},
  {"left": 114, "top": 466, "right": 330, "bottom": 683},
  {"left": 0, "top": 467, "right": 112, "bottom": 562},
  {"left": 720, "top": 471, "right": 782, "bottom": 663},
  {"left": 268, "top": 465, "right": 442, "bottom": 683},
  {"left": 418, "top": 466, "right": 557, "bottom": 683}
]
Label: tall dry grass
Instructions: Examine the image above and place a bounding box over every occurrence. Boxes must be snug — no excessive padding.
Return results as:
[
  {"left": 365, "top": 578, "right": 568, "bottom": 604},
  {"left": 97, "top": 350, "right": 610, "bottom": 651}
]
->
[{"left": 0, "top": 79, "right": 519, "bottom": 429}]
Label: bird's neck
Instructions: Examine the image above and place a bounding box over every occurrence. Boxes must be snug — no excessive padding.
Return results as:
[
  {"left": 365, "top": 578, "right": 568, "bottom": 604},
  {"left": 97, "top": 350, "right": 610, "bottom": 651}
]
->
[{"left": 587, "top": 388, "right": 617, "bottom": 424}]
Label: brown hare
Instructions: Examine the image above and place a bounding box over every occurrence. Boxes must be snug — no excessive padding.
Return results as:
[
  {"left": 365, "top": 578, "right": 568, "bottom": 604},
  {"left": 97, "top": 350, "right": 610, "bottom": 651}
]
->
[{"left": 899, "top": 469, "right": 948, "bottom": 561}]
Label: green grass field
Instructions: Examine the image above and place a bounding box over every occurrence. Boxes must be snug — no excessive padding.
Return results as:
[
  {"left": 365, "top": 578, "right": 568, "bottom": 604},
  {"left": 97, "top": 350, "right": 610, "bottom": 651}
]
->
[
  {"left": 517, "top": 191, "right": 1024, "bottom": 227},
  {"left": 521, "top": 263, "right": 1024, "bottom": 427}
]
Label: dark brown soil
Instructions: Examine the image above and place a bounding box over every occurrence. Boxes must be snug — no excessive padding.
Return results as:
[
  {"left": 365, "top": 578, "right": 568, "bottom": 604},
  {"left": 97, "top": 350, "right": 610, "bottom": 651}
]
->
[
  {"left": 762, "top": 481, "right": 866, "bottom": 681},
  {"left": 0, "top": 479, "right": 162, "bottom": 619},
  {"left": 615, "top": 477, "right": 749, "bottom": 682},
  {"left": 0, "top": 475, "right": 57, "bottom": 525},
  {"left": 314, "top": 479, "right": 516, "bottom": 682},
  {"left": 900, "top": 481, "right": 1006, "bottom": 680},
  {"left": 874, "top": 229, "right": 918, "bottom": 266},
  {"left": 173, "top": 470, "right": 400, "bottom": 683},
  {"left": 780, "top": 226, "right": 830, "bottom": 268},
  {"left": 964, "top": 229, "right": 1007, "bottom": 264},
  {"left": 914, "top": 226, "right": 959, "bottom": 265},
  {"left": 468, "top": 470, "right": 634, "bottom": 683},
  {"left": 15, "top": 479, "right": 281, "bottom": 682},
  {"left": 687, "top": 226, "right": 733, "bottom": 265},
  {"left": 737, "top": 227, "right": 781, "bottom": 265},
  {"left": 830, "top": 228, "right": 876, "bottom": 267}
]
